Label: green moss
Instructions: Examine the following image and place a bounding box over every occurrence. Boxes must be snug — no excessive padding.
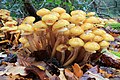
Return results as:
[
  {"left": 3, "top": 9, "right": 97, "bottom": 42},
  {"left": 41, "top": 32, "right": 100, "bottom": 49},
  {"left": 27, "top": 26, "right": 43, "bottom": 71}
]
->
[
  {"left": 111, "top": 51, "right": 120, "bottom": 57},
  {"left": 106, "top": 23, "right": 120, "bottom": 30}
]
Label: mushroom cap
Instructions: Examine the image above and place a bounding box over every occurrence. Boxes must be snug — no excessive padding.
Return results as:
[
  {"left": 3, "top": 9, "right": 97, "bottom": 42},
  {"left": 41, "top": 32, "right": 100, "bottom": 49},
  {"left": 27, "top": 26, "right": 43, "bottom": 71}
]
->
[
  {"left": 92, "top": 29, "right": 106, "bottom": 36},
  {"left": 70, "top": 26, "right": 84, "bottom": 36},
  {"left": 53, "top": 19, "right": 70, "bottom": 29},
  {"left": 42, "top": 14, "right": 58, "bottom": 25},
  {"left": 36, "top": 8, "right": 50, "bottom": 16},
  {"left": 8, "top": 26, "right": 18, "bottom": 31},
  {"left": 81, "top": 23, "right": 94, "bottom": 30},
  {"left": 99, "top": 41, "right": 110, "bottom": 48},
  {"left": 18, "top": 24, "right": 33, "bottom": 32},
  {"left": 68, "top": 38, "right": 84, "bottom": 47},
  {"left": 50, "top": 12, "right": 60, "bottom": 17},
  {"left": 56, "top": 44, "right": 68, "bottom": 52},
  {"left": 102, "top": 33, "right": 114, "bottom": 41},
  {"left": 70, "top": 14, "right": 86, "bottom": 24},
  {"left": 19, "top": 37, "right": 28, "bottom": 44},
  {"left": 59, "top": 13, "right": 71, "bottom": 20},
  {"left": 87, "top": 12, "right": 95, "bottom": 16},
  {"left": 93, "top": 35, "right": 103, "bottom": 42},
  {"left": 80, "top": 32, "right": 95, "bottom": 41},
  {"left": 84, "top": 42, "right": 100, "bottom": 52},
  {"left": 22, "top": 16, "right": 35, "bottom": 24},
  {"left": 51, "top": 7, "right": 66, "bottom": 14},
  {"left": 70, "top": 10, "right": 86, "bottom": 16},
  {"left": 5, "top": 20, "right": 17, "bottom": 27},
  {"left": 33, "top": 21, "right": 48, "bottom": 29},
  {"left": 0, "top": 9, "right": 10, "bottom": 16},
  {"left": 84, "top": 17, "right": 100, "bottom": 24},
  {"left": 0, "top": 26, "right": 10, "bottom": 31}
]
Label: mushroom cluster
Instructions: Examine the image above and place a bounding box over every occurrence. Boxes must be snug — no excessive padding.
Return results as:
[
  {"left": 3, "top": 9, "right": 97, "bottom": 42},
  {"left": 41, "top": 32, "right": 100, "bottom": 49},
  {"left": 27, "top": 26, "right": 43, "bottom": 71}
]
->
[
  {"left": 0, "top": 9, "right": 19, "bottom": 47},
  {"left": 0, "top": 8, "right": 114, "bottom": 67}
]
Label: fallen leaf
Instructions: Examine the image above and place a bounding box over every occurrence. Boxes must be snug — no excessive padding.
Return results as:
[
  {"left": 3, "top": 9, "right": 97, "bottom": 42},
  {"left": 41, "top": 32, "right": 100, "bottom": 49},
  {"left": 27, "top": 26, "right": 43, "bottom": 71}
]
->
[{"left": 72, "top": 63, "right": 83, "bottom": 78}]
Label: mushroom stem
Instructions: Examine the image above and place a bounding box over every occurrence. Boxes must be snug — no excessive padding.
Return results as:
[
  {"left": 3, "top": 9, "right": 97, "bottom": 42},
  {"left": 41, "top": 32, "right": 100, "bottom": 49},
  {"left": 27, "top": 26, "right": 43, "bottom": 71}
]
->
[
  {"left": 48, "top": 26, "right": 55, "bottom": 48},
  {"left": 63, "top": 47, "right": 79, "bottom": 66},
  {"left": 51, "top": 36, "right": 61, "bottom": 58},
  {"left": 82, "top": 51, "right": 92, "bottom": 63},
  {"left": 60, "top": 51, "right": 65, "bottom": 65},
  {"left": 25, "top": 35, "right": 37, "bottom": 51},
  {"left": 33, "top": 33, "right": 42, "bottom": 50},
  {"left": 75, "top": 47, "right": 86, "bottom": 62}
]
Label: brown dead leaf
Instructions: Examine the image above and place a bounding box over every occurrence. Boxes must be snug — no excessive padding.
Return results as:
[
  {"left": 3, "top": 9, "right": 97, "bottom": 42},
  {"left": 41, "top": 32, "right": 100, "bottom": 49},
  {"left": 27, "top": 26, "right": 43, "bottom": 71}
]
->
[
  {"left": 65, "top": 68, "right": 78, "bottom": 80},
  {"left": 72, "top": 63, "right": 83, "bottom": 78}
]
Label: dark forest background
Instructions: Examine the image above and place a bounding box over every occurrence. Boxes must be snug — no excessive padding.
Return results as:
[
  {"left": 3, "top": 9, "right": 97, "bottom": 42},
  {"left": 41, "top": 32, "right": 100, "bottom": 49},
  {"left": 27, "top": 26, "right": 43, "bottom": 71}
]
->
[{"left": 0, "top": 0, "right": 120, "bottom": 18}]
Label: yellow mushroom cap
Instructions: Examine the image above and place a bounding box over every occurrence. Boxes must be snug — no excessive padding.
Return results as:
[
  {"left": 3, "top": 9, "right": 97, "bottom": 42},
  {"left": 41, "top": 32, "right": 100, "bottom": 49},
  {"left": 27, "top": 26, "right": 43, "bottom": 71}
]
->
[
  {"left": 70, "top": 10, "right": 86, "bottom": 16},
  {"left": 70, "top": 26, "right": 84, "bottom": 36},
  {"left": 0, "top": 26, "right": 10, "bottom": 31},
  {"left": 33, "top": 21, "right": 48, "bottom": 29},
  {"left": 93, "top": 35, "right": 103, "bottom": 42},
  {"left": 19, "top": 37, "right": 28, "bottom": 44},
  {"left": 87, "top": 12, "right": 95, "bottom": 16},
  {"left": 5, "top": 20, "right": 17, "bottom": 27},
  {"left": 18, "top": 24, "right": 33, "bottom": 32},
  {"left": 84, "top": 42, "right": 100, "bottom": 52},
  {"left": 99, "top": 41, "right": 110, "bottom": 48},
  {"left": 51, "top": 7, "right": 66, "bottom": 14},
  {"left": 102, "top": 34, "right": 114, "bottom": 41},
  {"left": 70, "top": 14, "right": 86, "bottom": 24},
  {"left": 50, "top": 12, "right": 60, "bottom": 17},
  {"left": 59, "top": 13, "right": 71, "bottom": 20},
  {"left": 42, "top": 14, "right": 58, "bottom": 25},
  {"left": 84, "top": 17, "right": 100, "bottom": 24},
  {"left": 36, "top": 8, "right": 50, "bottom": 16},
  {"left": 22, "top": 16, "right": 35, "bottom": 24},
  {"left": 56, "top": 44, "right": 68, "bottom": 52},
  {"left": 80, "top": 32, "right": 95, "bottom": 41},
  {"left": 81, "top": 23, "right": 94, "bottom": 30},
  {"left": 68, "top": 38, "right": 84, "bottom": 47},
  {"left": 0, "top": 9, "right": 10, "bottom": 16},
  {"left": 53, "top": 19, "right": 70, "bottom": 29},
  {"left": 8, "top": 26, "right": 18, "bottom": 31},
  {"left": 92, "top": 29, "right": 106, "bottom": 36}
]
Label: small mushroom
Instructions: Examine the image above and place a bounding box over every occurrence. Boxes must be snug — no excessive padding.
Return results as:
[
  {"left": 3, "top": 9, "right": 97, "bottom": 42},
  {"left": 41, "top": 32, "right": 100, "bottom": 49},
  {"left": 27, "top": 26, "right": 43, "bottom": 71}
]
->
[
  {"left": 92, "top": 29, "right": 106, "bottom": 36},
  {"left": 81, "top": 23, "right": 94, "bottom": 30},
  {"left": 42, "top": 14, "right": 58, "bottom": 25},
  {"left": 84, "top": 42, "right": 100, "bottom": 52},
  {"left": 102, "top": 33, "right": 114, "bottom": 41},
  {"left": 87, "top": 12, "right": 96, "bottom": 17},
  {"left": 70, "top": 26, "right": 84, "bottom": 36},
  {"left": 22, "top": 16, "right": 35, "bottom": 25},
  {"left": 84, "top": 17, "right": 101, "bottom": 24},
  {"left": 70, "top": 10, "right": 86, "bottom": 16},
  {"left": 68, "top": 38, "right": 84, "bottom": 48},
  {"left": 50, "top": 12, "right": 60, "bottom": 18},
  {"left": 52, "top": 19, "right": 70, "bottom": 31},
  {"left": 93, "top": 35, "right": 103, "bottom": 42},
  {"left": 80, "top": 31, "right": 95, "bottom": 41},
  {"left": 59, "top": 13, "right": 71, "bottom": 21},
  {"left": 33, "top": 21, "right": 48, "bottom": 31},
  {"left": 56, "top": 44, "right": 68, "bottom": 64},
  {"left": 63, "top": 38, "right": 84, "bottom": 66},
  {"left": 18, "top": 24, "right": 34, "bottom": 34},
  {"left": 70, "top": 14, "right": 86, "bottom": 25},
  {"left": 99, "top": 41, "right": 110, "bottom": 49},
  {"left": 83, "top": 42, "right": 100, "bottom": 63},
  {"left": 36, "top": 8, "right": 50, "bottom": 16},
  {"left": 51, "top": 7, "right": 66, "bottom": 14},
  {"left": 51, "top": 20, "right": 70, "bottom": 58}
]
